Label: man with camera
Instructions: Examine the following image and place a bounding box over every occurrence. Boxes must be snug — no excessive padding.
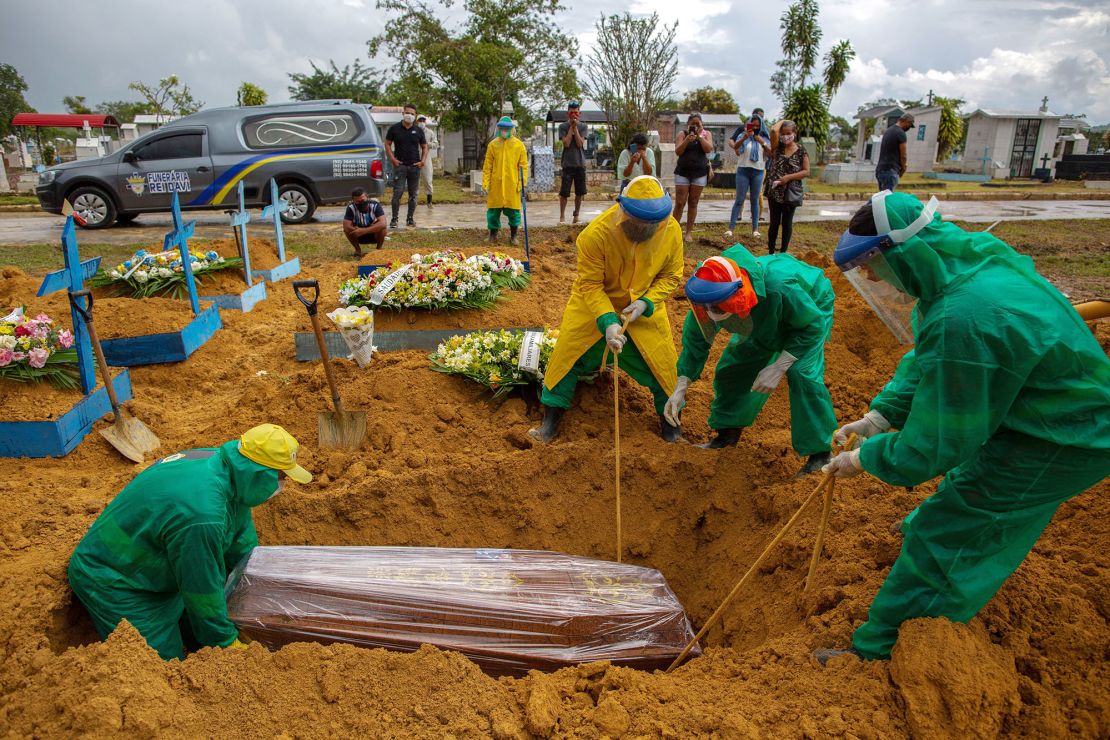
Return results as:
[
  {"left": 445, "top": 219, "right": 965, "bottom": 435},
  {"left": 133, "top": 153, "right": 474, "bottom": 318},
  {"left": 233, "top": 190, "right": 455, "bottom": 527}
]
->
[
  {"left": 727, "top": 110, "right": 771, "bottom": 239},
  {"left": 342, "top": 187, "right": 388, "bottom": 257},
  {"left": 616, "top": 134, "right": 656, "bottom": 194},
  {"left": 558, "top": 101, "right": 589, "bottom": 224}
]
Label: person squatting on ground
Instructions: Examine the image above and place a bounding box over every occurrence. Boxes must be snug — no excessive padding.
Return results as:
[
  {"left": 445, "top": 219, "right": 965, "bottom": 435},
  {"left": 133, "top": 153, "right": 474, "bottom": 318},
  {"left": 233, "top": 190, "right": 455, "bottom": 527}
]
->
[
  {"left": 483, "top": 116, "right": 529, "bottom": 245},
  {"left": 763, "top": 120, "right": 809, "bottom": 254},
  {"left": 68, "top": 424, "right": 313, "bottom": 660},
  {"left": 726, "top": 110, "right": 771, "bottom": 239},
  {"left": 558, "top": 101, "right": 588, "bottom": 224},
  {"left": 817, "top": 191, "right": 1110, "bottom": 663},
  {"left": 342, "top": 187, "right": 388, "bottom": 257},
  {"left": 417, "top": 115, "right": 438, "bottom": 208},
  {"left": 665, "top": 245, "right": 836, "bottom": 475},
  {"left": 385, "top": 103, "right": 428, "bottom": 229},
  {"left": 616, "top": 133, "right": 656, "bottom": 194},
  {"left": 530, "top": 176, "right": 684, "bottom": 444},
  {"left": 672, "top": 112, "right": 714, "bottom": 242}
]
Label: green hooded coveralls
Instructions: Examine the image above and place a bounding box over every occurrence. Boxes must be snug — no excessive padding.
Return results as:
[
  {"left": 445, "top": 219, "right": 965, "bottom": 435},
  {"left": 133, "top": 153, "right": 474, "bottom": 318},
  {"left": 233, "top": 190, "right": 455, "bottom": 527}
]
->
[
  {"left": 676, "top": 245, "right": 837, "bottom": 456},
  {"left": 851, "top": 193, "right": 1110, "bottom": 659},
  {"left": 68, "top": 441, "right": 278, "bottom": 660}
]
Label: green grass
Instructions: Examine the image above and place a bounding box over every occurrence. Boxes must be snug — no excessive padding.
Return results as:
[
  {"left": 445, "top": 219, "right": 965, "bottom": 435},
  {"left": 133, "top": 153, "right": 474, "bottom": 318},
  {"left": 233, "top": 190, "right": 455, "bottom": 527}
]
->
[
  {"left": 0, "top": 194, "right": 38, "bottom": 206},
  {"left": 424, "top": 175, "right": 479, "bottom": 205}
]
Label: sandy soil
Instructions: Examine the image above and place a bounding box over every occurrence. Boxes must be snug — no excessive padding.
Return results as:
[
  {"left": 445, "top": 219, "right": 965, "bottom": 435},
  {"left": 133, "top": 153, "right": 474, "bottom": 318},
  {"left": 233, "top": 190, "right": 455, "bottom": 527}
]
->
[{"left": 0, "top": 234, "right": 1106, "bottom": 738}]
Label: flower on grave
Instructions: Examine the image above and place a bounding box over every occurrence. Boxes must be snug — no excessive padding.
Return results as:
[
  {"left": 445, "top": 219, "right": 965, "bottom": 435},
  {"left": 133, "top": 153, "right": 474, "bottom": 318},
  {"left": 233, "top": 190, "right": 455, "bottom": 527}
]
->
[
  {"left": 57, "top": 329, "right": 73, "bottom": 348},
  {"left": 109, "top": 270, "right": 122, "bottom": 279},
  {"left": 14, "top": 324, "right": 31, "bottom": 338},
  {"left": 0, "top": 335, "right": 15, "bottom": 350},
  {"left": 0, "top": 348, "right": 11, "bottom": 366},
  {"left": 16, "top": 337, "right": 30, "bottom": 350},
  {"left": 27, "top": 347, "right": 48, "bottom": 368},
  {"left": 205, "top": 251, "right": 219, "bottom": 261},
  {"left": 156, "top": 267, "right": 173, "bottom": 278},
  {"left": 134, "top": 271, "right": 150, "bottom": 283},
  {"left": 135, "top": 249, "right": 147, "bottom": 257},
  {"left": 143, "top": 255, "right": 156, "bottom": 265},
  {"left": 124, "top": 260, "right": 133, "bottom": 269}
]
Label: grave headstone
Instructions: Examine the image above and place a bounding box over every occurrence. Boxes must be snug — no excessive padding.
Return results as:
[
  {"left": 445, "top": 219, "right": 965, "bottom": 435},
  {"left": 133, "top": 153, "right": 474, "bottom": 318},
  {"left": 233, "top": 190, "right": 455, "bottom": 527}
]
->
[{"left": 530, "top": 146, "right": 555, "bottom": 192}]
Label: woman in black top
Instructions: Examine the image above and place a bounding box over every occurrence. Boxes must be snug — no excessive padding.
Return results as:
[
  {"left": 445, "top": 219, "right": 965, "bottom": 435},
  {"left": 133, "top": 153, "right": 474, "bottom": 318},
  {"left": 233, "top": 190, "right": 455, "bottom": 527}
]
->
[
  {"left": 763, "top": 119, "right": 810, "bottom": 254},
  {"left": 672, "top": 112, "right": 714, "bottom": 242}
]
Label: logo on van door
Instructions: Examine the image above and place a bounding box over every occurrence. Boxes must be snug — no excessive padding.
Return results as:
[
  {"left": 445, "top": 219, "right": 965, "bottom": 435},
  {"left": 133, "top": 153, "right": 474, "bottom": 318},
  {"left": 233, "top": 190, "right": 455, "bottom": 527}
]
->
[{"left": 128, "top": 170, "right": 192, "bottom": 196}]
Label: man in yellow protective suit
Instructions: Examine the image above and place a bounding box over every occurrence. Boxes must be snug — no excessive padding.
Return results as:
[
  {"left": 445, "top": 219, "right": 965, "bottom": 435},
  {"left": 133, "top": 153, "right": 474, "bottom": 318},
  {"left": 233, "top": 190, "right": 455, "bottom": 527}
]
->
[
  {"left": 529, "top": 175, "right": 684, "bottom": 443},
  {"left": 483, "top": 116, "right": 529, "bottom": 245}
]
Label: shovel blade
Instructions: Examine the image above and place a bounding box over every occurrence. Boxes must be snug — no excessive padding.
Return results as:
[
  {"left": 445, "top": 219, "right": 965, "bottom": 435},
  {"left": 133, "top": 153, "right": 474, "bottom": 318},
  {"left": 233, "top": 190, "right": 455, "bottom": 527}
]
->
[
  {"left": 318, "top": 411, "right": 367, "bottom": 450},
  {"left": 99, "top": 424, "right": 148, "bottom": 464},
  {"left": 119, "top": 414, "right": 161, "bottom": 454}
]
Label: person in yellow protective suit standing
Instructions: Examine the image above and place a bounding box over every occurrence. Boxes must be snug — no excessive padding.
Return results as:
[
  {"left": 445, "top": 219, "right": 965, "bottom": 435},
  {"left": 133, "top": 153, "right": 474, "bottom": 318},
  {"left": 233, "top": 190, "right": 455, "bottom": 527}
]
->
[
  {"left": 529, "top": 175, "right": 685, "bottom": 443},
  {"left": 483, "top": 116, "right": 529, "bottom": 245}
]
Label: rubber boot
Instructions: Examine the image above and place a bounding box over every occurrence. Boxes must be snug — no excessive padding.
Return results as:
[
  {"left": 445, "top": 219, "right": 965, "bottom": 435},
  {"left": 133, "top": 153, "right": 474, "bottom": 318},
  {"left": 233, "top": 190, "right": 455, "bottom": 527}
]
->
[
  {"left": 488, "top": 229, "right": 498, "bottom": 243},
  {"left": 509, "top": 227, "right": 519, "bottom": 246},
  {"left": 797, "top": 451, "right": 831, "bottom": 477},
  {"left": 815, "top": 647, "right": 862, "bottom": 666},
  {"left": 697, "top": 427, "right": 742, "bottom": 449},
  {"left": 527, "top": 406, "right": 565, "bottom": 443},
  {"left": 659, "top": 415, "right": 681, "bottom": 443}
]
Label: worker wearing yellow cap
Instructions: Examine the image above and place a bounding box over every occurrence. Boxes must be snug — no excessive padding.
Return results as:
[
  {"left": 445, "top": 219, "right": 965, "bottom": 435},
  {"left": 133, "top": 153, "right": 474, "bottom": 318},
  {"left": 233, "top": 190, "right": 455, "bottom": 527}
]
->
[
  {"left": 530, "top": 175, "right": 685, "bottom": 443},
  {"left": 68, "top": 424, "right": 312, "bottom": 660}
]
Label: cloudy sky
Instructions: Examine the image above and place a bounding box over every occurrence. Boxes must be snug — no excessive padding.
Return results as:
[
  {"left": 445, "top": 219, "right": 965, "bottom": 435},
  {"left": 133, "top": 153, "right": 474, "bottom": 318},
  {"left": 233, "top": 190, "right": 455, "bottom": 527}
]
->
[{"left": 4, "top": 0, "right": 1108, "bottom": 123}]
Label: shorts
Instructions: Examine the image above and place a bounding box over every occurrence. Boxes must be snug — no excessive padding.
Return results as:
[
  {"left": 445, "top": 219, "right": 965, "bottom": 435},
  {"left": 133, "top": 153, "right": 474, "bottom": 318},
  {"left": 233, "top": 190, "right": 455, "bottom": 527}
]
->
[
  {"left": 674, "top": 173, "right": 707, "bottom": 187},
  {"left": 559, "top": 166, "right": 587, "bottom": 197}
]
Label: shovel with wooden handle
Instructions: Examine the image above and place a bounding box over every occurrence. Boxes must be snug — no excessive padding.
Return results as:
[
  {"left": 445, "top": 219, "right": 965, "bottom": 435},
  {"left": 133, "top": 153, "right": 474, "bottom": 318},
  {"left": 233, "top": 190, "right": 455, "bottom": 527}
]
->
[
  {"left": 68, "top": 290, "right": 160, "bottom": 463},
  {"left": 293, "top": 280, "right": 366, "bottom": 450}
]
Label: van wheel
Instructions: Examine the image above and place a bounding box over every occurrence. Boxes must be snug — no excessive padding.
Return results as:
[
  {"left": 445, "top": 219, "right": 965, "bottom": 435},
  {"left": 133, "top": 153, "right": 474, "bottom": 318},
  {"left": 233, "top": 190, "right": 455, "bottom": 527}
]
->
[
  {"left": 69, "top": 186, "right": 117, "bottom": 228},
  {"left": 278, "top": 183, "right": 315, "bottom": 224}
]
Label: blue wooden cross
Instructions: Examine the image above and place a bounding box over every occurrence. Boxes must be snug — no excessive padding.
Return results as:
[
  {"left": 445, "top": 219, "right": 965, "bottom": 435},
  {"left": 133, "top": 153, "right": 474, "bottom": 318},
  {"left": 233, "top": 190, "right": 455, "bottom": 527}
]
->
[
  {"left": 35, "top": 216, "right": 100, "bottom": 394},
  {"left": 163, "top": 192, "right": 204, "bottom": 314},
  {"left": 260, "top": 178, "right": 288, "bottom": 263},
  {"left": 228, "top": 179, "right": 252, "bottom": 276}
]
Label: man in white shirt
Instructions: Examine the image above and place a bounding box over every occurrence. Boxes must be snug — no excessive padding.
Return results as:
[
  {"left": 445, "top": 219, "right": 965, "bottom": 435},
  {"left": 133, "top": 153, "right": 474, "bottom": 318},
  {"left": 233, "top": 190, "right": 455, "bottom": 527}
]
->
[
  {"left": 616, "top": 134, "right": 656, "bottom": 194},
  {"left": 417, "top": 115, "right": 438, "bottom": 208}
]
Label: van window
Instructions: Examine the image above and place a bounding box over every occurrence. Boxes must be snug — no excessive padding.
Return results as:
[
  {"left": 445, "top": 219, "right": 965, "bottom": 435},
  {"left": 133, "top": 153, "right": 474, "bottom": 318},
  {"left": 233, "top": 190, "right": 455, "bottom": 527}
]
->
[
  {"left": 242, "top": 113, "right": 361, "bottom": 149},
  {"left": 134, "top": 132, "right": 203, "bottom": 160}
]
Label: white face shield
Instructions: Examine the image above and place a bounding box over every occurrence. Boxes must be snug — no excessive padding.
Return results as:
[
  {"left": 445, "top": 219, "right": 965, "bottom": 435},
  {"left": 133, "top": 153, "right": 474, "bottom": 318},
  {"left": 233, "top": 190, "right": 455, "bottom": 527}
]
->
[{"left": 834, "top": 191, "right": 939, "bottom": 345}]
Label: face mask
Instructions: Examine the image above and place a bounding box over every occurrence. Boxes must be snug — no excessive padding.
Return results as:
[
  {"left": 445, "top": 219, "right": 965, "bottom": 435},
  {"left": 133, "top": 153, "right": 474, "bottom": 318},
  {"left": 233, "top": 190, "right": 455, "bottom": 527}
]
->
[
  {"left": 417, "top": 122, "right": 425, "bottom": 129},
  {"left": 356, "top": 201, "right": 371, "bottom": 213},
  {"left": 403, "top": 113, "right": 416, "bottom": 124},
  {"left": 499, "top": 130, "right": 511, "bottom": 139},
  {"left": 781, "top": 134, "right": 795, "bottom": 144},
  {"left": 620, "top": 218, "right": 660, "bottom": 243},
  {"left": 707, "top": 308, "right": 729, "bottom": 322},
  {"left": 266, "top": 478, "right": 285, "bottom": 501}
]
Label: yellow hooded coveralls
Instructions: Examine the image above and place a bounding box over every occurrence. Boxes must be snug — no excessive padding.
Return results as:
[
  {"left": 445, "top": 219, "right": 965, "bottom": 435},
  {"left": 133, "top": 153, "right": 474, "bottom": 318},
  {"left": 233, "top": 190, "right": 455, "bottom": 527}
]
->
[{"left": 483, "top": 135, "right": 528, "bottom": 230}]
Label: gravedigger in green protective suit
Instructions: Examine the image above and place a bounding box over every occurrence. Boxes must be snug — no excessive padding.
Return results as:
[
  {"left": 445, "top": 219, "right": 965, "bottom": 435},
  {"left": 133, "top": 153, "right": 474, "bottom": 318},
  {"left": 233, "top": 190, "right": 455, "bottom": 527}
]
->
[
  {"left": 664, "top": 244, "right": 837, "bottom": 476},
  {"left": 68, "top": 424, "right": 312, "bottom": 660},
  {"left": 817, "top": 191, "right": 1110, "bottom": 663}
]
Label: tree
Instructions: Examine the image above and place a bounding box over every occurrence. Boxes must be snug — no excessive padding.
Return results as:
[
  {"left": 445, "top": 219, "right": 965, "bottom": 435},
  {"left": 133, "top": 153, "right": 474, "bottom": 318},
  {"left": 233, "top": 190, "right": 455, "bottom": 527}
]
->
[
  {"left": 679, "top": 86, "right": 738, "bottom": 114},
  {"left": 0, "top": 63, "right": 33, "bottom": 138},
  {"left": 771, "top": 0, "right": 822, "bottom": 102},
  {"left": 783, "top": 84, "right": 829, "bottom": 148},
  {"left": 128, "top": 75, "right": 203, "bottom": 117},
  {"left": 934, "top": 95, "right": 965, "bottom": 161},
  {"left": 368, "top": 0, "right": 579, "bottom": 164},
  {"left": 582, "top": 12, "right": 678, "bottom": 153},
  {"left": 822, "top": 40, "right": 855, "bottom": 98},
  {"left": 95, "top": 99, "right": 155, "bottom": 123},
  {"left": 63, "top": 95, "right": 92, "bottom": 114},
  {"left": 288, "top": 59, "right": 382, "bottom": 103},
  {"left": 237, "top": 82, "right": 268, "bottom": 107}
]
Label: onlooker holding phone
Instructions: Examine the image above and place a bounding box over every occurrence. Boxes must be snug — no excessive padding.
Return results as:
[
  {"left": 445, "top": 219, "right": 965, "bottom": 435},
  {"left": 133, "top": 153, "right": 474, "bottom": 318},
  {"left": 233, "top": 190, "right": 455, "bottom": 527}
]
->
[
  {"left": 726, "top": 111, "right": 771, "bottom": 239},
  {"left": 672, "top": 112, "right": 713, "bottom": 242},
  {"left": 763, "top": 120, "right": 810, "bottom": 254},
  {"left": 558, "top": 102, "right": 589, "bottom": 224},
  {"left": 616, "top": 134, "right": 656, "bottom": 193}
]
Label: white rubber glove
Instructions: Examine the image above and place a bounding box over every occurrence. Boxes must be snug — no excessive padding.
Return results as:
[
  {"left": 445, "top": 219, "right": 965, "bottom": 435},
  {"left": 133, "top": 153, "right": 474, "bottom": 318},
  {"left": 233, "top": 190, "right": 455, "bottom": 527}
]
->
[
  {"left": 822, "top": 449, "right": 863, "bottom": 478},
  {"left": 663, "top": 376, "right": 690, "bottom": 427},
  {"left": 621, "top": 299, "right": 648, "bottom": 323},
  {"left": 751, "top": 351, "right": 797, "bottom": 394},
  {"left": 834, "top": 410, "right": 890, "bottom": 448},
  {"left": 605, "top": 323, "right": 627, "bottom": 353}
]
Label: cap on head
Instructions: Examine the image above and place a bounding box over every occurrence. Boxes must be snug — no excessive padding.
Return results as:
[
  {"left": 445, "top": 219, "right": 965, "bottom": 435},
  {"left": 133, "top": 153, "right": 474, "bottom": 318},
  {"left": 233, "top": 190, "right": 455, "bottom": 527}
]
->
[
  {"left": 496, "top": 115, "right": 514, "bottom": 129},
  {"left": 617, "top": 175, "right": 672, "bottom": 223},
  {"left": 239, "top": 423, "right": 312, "bottom": 484},
  {"left": 417, "top": 115, "right": 427, "bottom": 122},
  {"left": 568, "top": 101, "right": 581, "bottom": 110},
  {"left": 684, "top": 256, "right": 759, "bottom": 316},
  {"left": 900, "top": 113, "right": 916, "bottom": 127}
]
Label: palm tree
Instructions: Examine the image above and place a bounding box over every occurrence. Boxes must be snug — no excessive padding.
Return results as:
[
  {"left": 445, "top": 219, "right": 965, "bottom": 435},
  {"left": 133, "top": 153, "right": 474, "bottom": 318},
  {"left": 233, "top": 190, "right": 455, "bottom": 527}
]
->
[{"left": 822, "top": 40, "right": 856, "bottom": 98}]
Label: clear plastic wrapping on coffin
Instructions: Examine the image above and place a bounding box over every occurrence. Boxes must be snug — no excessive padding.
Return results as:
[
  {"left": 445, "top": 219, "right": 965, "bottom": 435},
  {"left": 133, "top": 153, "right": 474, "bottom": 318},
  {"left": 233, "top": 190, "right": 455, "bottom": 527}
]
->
[{"left": 225, "top": 546, "right": 700, "bottom": 676}]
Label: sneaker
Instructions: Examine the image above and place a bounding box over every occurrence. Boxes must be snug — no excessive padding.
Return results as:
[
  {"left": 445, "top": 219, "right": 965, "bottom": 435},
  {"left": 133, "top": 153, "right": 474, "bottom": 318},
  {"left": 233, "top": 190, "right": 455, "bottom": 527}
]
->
[
  {"left": 389, "top": 220, "right": 398, "bottom": 229},
  {"left": 724, "top": 230, "right": 734, "bottom": 238},
  {"left": 407, "top": 220, "right": 416, "bottom": 228},
  {"left": 558, "top": 218, "right": 567, "bottom": 225},
  {"left": 752, "top": 230, "right": 761, "bottom": 238}
]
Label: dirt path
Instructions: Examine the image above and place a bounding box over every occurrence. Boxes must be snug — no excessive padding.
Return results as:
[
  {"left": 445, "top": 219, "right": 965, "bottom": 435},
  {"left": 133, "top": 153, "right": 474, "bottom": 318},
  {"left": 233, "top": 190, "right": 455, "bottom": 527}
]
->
[{"left": 0, "top": 236, "right": 1106, "bottom": 738}]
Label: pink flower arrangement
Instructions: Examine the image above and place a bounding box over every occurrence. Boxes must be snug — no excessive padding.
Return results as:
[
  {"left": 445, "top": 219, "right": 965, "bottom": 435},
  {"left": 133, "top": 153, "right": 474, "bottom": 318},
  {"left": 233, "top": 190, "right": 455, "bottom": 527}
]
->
[{"left": 0, "top": 307, "right": 80, "bottom": 389}]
